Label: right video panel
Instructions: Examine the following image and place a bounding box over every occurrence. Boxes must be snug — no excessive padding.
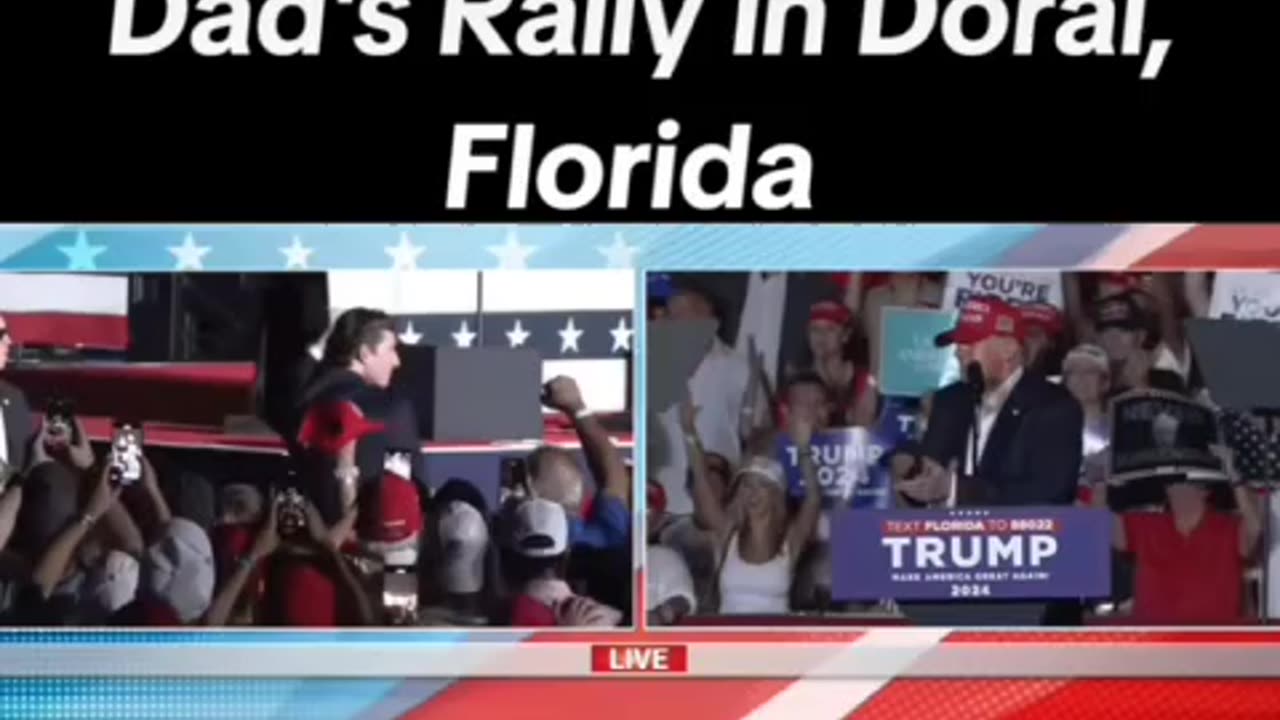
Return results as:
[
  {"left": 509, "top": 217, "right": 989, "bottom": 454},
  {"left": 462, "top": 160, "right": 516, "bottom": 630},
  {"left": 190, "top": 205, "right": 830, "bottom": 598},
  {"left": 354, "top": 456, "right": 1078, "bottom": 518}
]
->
[{"left": 645, "top": 270, "right": 1278, "bottom": 627}]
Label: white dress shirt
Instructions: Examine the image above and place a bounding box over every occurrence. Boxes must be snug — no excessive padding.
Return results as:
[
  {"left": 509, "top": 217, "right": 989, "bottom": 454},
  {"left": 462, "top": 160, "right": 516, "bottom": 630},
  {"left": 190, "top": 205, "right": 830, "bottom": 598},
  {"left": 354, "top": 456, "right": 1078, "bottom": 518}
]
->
[{"left": 947, "top": 366, "right": 1024, "bottom": 507}]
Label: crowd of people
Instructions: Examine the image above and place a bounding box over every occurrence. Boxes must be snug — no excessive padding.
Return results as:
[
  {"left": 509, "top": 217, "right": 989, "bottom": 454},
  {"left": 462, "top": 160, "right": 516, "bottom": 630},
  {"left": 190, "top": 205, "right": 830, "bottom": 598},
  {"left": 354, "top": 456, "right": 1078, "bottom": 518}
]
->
[
  {"left": 645, "top": 271, "right": 1278, "bottom": 626},
  {"left": 0, "top": 309, "right": 633, "bottom": 627}
]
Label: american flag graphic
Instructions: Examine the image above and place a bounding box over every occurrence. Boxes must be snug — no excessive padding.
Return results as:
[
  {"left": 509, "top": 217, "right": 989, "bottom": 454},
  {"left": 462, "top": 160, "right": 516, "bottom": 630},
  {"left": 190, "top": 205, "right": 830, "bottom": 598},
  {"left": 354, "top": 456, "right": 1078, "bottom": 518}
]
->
[
  {"left": 326, "top": 270, "right": 635, "bottom": 414},
  {"left": 0, "top": 269, "right": 635, "bottom": 416},
  {"left": 0, "top": 272, "right": 130, "bottom": 350}
]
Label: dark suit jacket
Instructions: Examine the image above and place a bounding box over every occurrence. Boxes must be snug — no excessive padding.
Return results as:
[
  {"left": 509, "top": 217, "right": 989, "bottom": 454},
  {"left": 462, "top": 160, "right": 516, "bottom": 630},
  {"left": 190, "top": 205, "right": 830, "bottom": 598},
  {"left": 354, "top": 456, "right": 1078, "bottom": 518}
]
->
[
  {"left": 921, "top": 370, "right": 1084, "bottom": 507},
  {"left": 0, "top": 379, "right": 33, "bottom": 473},
  {"left": 904, "top": 370, "right": 1087, "bottom": 627}
]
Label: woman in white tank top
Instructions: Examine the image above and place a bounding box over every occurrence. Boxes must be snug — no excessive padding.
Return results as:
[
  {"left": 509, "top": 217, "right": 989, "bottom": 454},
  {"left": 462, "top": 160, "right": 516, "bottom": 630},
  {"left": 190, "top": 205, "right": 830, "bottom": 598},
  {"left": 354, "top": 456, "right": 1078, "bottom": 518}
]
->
[{"left": 680, "top": 400, "right": 822, "bottom": 615}]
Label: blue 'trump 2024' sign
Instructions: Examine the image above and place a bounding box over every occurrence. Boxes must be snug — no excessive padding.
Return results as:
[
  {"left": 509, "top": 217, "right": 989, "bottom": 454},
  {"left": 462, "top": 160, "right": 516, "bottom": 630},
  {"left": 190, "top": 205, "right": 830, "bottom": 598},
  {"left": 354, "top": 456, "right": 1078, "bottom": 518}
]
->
[{"left": 830, "top": 506, "right": 1112, "bottom": 601}]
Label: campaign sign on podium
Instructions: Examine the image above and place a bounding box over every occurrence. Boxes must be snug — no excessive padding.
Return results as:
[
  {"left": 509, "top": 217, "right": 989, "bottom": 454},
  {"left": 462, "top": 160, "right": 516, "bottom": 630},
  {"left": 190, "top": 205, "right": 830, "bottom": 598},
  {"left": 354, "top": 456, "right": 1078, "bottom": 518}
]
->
[{"left": 830, "top": 507, "right": 1112, "bottom": 601}]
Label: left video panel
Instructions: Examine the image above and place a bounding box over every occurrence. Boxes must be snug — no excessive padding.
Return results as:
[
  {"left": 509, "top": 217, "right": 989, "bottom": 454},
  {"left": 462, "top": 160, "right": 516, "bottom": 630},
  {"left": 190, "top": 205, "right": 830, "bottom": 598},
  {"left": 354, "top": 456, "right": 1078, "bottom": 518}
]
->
[{"left": 0, "top": 269, "right": 635, "bottom": 628}]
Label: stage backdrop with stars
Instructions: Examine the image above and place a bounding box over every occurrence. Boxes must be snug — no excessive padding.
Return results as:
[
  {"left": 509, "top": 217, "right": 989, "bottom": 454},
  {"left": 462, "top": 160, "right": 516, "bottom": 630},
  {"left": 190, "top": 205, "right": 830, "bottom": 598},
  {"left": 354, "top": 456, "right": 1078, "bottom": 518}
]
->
[{"left": 326, "top": 268, "right": 634, "bottom": 415}]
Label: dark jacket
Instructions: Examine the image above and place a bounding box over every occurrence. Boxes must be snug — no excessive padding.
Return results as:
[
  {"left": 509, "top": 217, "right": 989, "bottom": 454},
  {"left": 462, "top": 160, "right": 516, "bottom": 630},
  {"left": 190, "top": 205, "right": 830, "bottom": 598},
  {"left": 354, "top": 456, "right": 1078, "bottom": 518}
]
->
[
  {"left": 921, "top": 369, "right": 1084, "bottom": 507},
  {"left": 0, "top": 379, "right": 33, "bottom": 473}
]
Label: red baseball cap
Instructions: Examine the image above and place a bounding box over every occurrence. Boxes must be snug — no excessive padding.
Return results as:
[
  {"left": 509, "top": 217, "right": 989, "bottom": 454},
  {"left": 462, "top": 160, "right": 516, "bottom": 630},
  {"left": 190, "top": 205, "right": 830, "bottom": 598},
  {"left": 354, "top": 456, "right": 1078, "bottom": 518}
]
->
[
  {"left": 1098, "top": 272, "right": 1144, "bottom": 297},
  {"left": 809, "top": 300, "right": 851, "bottom": 327},
  {"left": 1019, "top": 303, "right": 1064, "bottom": 336},
  {"left": 357, "top": 473, "right": 425, "bottom": 546},
  {"left": 297, "top": 401, "right": 386, "bottom": 457},
  {"left": 934, "top": 296, "right": 1025, "bottom": 347}
]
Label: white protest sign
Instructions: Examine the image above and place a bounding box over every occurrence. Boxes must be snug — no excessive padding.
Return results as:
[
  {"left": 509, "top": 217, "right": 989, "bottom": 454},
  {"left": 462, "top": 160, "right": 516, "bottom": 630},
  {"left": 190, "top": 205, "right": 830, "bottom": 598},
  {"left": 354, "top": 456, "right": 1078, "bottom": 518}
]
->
[
  {"left": 942, "top": 271, "right": 1064, "bottom": 311},
  {"left": 1209, "top": 272, "right": 1280, "bottom": 323}
]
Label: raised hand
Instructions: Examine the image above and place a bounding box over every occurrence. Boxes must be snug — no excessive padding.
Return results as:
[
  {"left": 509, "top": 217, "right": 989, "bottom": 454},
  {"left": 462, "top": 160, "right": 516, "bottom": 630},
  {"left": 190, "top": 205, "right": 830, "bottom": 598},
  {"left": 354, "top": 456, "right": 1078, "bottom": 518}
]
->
[
  {"left": 251, "top": 494, "right": 282, "bottom": 560},
  {"left": 895, "top": 457, "right": 951, "bottom": 504},
  {"left": 544, "top": 376, "right": 586, "bottom": 415},
  {"left": 65, "top": 419, "right": 95, "bottom": 471}
]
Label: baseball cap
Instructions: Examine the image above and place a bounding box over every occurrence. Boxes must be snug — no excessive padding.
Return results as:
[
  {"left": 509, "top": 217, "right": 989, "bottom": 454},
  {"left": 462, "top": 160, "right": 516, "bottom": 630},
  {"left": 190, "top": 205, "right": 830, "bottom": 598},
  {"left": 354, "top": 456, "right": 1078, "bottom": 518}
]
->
[
  {"left": 808, "top": 300, "right": 852, "bottom": 327},
  {"left": 144, "top": 518, "right": 215, "bottom": 624},
  {"left": 358, "top": 473, "right": 425, "bottom": 563},
  {"left": 934, "top": 296, "right": 1025, "bottom": 347},
  {"left": 1099, "top": 272, "right": 1144, "bottom": 295},
  {"left": 511, "top": 498, "right": 569, "bottom": 558},
  {"left": 297, "top": 400, "right": 386, "bottom": 457},
  {"left": 1019, "top": 303, "right": 1064, "bottom": 336},
  {"left": 1093, "top": 291, "right": 1145, "bottom": 331},
  {"left": 734, "top": 456, "right": 786, "bottom": 489},
  {"left": 438, "top": 500, "right": 489, "bottom": 595},
  {"left": 85, "top": 550, "right": 140, "bottom": 620},
  {"left": 648, "top": 273, "right": 674, "bottom": 304},
  {"left": 1063, "top": 344, "right": 1111, "bottom": 374}
]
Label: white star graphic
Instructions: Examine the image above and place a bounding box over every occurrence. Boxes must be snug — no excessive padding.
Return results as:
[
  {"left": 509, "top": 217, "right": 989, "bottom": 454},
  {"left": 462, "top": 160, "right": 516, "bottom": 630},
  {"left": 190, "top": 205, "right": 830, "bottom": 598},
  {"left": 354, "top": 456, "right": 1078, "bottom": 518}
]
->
[
  {"left": 558, "top": 317, "right": 583, "bottom": 354},
  {"left": 58, "top": 231, "right": 107, "bottom": 271},
  {"left": 168, "top": 233, "right": 211, "bottom": 270},
  {"left": 506, "top": 319, "right": 531, "bottom": 348},
  {"left": 279, "top": 235, "right": 313, "bottom": 270},
  {"left": 487, "top": 229, "right": 537, "bottom": 269},
  {"left": 609, "top": 316, "right": 633, "bottom": 352},
  {"left": 385, "top": 231, "right": 426, "bottom": 271},
  {"left": 597, "top": 231, "right": 638, "bottom": 269},
  {"left": 452, "top": 320, "right": 477, "bottom": 348},
  {"left": 398, "top": 321, "right": 423, "bottom": 345}
]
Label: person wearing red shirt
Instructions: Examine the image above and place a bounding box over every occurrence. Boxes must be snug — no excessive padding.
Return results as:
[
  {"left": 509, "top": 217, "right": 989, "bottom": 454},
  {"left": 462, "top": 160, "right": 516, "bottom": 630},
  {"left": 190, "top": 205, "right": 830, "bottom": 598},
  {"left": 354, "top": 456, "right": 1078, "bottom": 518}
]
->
[{"left": 1094, "top": 448, "right": 1262, "bottom": 625}]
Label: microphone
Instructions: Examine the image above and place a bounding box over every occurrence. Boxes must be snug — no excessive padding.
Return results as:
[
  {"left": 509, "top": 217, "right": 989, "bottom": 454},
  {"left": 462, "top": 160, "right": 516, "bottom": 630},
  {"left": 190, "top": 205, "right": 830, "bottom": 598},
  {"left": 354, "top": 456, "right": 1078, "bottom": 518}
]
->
[{"left": 965, "top": 362, "right": 986, "bottom": 399}]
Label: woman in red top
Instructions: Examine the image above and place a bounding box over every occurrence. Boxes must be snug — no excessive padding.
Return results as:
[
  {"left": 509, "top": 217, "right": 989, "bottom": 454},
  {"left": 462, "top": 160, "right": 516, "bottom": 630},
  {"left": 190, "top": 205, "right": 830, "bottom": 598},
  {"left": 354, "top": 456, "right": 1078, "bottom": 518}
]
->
[
  {"left": 1093, "top": 448, "right": 1262, "bottom": 625},
  {"left": 788, "top": 300, "right": 877, "bottom": 428}
]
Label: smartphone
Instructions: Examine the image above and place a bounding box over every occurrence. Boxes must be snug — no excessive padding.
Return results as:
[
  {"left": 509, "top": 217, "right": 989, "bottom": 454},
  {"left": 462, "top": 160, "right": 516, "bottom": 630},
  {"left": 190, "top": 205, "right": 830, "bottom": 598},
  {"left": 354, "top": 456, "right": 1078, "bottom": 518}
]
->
[
  {"left": 382, "top": 567, "right": 419, "bottom": 625},
  {"left": 45, "top": 397, "right": 76, "bottom": 441},
  {"left": 383, "top": 448, "right": 415, "bottom": 479},
  {"left": 277, "top": 487, "right": 308, "bottom": 538},
  {"left": 108, "top": 421, "right": 144, "bottom": 486}
]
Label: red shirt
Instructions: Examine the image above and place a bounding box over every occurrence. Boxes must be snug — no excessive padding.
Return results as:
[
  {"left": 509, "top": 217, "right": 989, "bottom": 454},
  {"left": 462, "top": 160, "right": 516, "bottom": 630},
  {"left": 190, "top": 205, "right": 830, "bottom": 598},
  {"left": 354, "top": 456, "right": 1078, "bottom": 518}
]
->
[
  {"left": 509, "top": 594, "right": 558, "bottom": 626},
  {"left": 1124, "top": 511, "right": 1244, "bottom": 625}
]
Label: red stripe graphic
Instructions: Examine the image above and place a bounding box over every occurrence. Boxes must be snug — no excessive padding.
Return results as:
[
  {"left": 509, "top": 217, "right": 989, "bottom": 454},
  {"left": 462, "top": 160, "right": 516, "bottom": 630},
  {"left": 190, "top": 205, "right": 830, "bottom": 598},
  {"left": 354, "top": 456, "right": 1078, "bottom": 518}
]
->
[
  {"left": 852, "top": 680, "right": 1280, "bottom": 719},
  {"left": 404, "top": 679, "right": 798, "bottom": 720},
  {"left": 3, "top": 313, "right": 129, "bottom": 350},
  {"left": 945, "top": 631, "right": 1280, "bottom": 644},
  {"left": 1132, "top": 226, "right": 1280, "bottom": 269}
]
